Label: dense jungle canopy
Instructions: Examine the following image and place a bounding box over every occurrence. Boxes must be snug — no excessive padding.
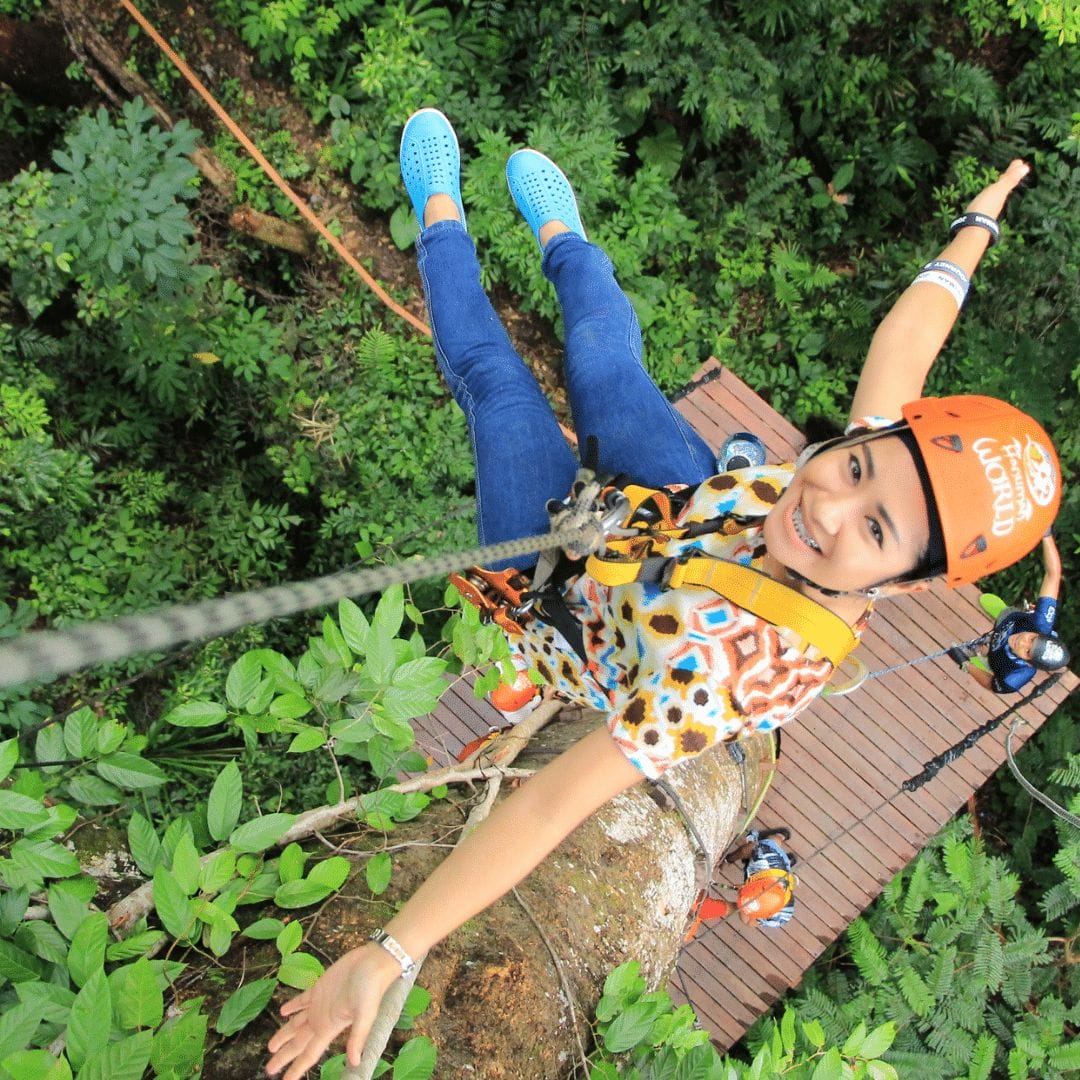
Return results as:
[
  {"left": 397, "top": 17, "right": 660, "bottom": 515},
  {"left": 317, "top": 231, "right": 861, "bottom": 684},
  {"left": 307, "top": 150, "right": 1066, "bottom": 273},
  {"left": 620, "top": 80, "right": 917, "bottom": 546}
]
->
[{"left": 0, "top": 1, "right": 1079, "bottom": 1077}]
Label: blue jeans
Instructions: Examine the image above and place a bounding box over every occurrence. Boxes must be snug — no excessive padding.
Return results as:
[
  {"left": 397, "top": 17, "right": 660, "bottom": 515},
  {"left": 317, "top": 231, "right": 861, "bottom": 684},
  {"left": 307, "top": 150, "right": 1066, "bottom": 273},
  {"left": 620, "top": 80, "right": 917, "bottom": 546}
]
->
[{"left": 416, "top": 221, "right": 715, "bottom": 568}]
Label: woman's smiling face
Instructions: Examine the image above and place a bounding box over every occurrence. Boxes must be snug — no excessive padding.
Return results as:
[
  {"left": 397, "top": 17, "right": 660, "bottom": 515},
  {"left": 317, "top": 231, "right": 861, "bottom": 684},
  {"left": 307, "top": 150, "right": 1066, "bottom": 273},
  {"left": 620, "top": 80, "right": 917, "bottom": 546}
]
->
[{"left": 763, "top": 433, "right": 932, "bottom": 595}]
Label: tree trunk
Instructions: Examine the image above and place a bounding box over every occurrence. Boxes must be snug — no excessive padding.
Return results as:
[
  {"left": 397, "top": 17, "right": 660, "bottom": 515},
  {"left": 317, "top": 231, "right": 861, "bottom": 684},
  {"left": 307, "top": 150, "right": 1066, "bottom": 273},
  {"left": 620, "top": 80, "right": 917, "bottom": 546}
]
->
[
  {"left": 206, "top": 709, "right": 774, "bottom": 1079},
  {"left": 0, "top": 14, "right": 91, "bottom": 107}
]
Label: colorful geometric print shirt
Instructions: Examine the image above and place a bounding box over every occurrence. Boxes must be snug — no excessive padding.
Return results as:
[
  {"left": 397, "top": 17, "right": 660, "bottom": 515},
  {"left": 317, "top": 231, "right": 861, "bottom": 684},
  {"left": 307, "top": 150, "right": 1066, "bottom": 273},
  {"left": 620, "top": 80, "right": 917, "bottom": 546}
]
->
[{"left": 509, "top": 465, "right": 871, "bottom": 780}]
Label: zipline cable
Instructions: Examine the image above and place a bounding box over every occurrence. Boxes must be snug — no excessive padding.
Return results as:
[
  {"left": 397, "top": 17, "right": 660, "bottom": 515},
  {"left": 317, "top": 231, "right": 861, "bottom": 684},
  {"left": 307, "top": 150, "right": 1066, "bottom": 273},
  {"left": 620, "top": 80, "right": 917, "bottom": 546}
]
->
[
  {"left": 116, "top": 0, "right": 432, "bottom": 338},
  {"left": 0, "top": 524, "right": 594, "bottom": 690}
]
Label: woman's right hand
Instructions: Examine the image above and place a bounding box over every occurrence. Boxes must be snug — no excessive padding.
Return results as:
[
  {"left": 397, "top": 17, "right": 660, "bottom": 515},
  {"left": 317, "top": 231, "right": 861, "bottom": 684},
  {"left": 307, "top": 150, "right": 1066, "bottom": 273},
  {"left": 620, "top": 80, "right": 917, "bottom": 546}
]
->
[{"left": 265, "top": 943, "right": 400, "bottom": 1079}]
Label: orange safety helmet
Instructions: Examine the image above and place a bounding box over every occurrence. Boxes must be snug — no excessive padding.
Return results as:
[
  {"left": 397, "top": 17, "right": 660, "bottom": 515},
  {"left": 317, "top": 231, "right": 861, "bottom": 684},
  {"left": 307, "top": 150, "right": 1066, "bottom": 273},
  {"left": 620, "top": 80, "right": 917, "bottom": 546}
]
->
[{"left": 901, "top": 396, "right": 1061, "bottom": 587}]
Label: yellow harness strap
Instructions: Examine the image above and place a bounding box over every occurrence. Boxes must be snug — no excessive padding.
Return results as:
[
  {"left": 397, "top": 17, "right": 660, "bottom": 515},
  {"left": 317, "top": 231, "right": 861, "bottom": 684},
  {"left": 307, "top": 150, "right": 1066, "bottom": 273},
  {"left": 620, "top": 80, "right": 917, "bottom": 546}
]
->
[{"left": 584, "top": 552, "right": 857, "bottom": 667}]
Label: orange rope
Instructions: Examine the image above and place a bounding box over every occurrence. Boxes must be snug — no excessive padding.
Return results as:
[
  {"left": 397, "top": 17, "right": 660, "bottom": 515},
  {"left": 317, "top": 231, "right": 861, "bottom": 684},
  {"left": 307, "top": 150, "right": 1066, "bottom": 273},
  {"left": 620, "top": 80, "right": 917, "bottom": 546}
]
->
[{"left": 117, "top": 0, "right": 431, "bottom": 338}]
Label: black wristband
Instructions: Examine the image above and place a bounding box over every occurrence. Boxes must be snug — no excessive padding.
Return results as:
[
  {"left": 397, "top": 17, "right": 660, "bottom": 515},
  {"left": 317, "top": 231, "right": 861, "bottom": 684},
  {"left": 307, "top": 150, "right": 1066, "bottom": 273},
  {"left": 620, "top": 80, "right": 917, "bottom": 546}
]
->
[{"left": 949, "top": 212, "right": 1000, "bottom": 247}]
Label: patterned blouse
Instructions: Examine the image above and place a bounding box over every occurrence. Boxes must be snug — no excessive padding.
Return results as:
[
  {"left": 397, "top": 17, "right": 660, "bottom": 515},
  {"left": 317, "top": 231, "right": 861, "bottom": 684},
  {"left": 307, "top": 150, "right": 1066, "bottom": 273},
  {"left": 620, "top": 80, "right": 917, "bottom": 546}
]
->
[{"left": 509, "top": 464, "right": 872, "bottom": 779}]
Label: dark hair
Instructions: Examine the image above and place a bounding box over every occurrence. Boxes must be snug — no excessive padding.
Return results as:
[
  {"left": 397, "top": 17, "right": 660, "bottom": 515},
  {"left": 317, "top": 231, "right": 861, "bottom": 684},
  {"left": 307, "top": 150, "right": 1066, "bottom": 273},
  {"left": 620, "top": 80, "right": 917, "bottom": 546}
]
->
[
  {"left": 1030, "top": 635, "right": 1070, "bottom": 671},
  {"left": 892, "top": 425, "right": 947, "bottom": 581}
]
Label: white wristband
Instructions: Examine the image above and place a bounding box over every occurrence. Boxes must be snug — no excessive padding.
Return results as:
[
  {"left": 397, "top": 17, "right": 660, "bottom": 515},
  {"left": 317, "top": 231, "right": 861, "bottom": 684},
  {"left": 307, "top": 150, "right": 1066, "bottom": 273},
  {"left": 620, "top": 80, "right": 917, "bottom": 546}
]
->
[
  {"left": 912, "top": 269, "right": 967, "bottom": 310},
  {"left": 369, "top": 929, "right": 417, "bottom": 977}
]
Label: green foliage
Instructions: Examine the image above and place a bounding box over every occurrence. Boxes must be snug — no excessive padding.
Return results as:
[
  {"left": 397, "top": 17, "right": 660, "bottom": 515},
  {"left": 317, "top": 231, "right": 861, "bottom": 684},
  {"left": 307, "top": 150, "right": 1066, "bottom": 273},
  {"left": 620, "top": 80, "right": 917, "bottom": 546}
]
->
[
  {"left": 43, "top": 97, "right": 200, "bottom": 290},
  {"left": 771, "top": 818, "right": 1075, "bottom": 1079},
  {"left": 587, "top": 961, "right": 899, "bottom": 1079},
  {"left": 0, "top": 589, "right": 494, "bottom": 1074}
]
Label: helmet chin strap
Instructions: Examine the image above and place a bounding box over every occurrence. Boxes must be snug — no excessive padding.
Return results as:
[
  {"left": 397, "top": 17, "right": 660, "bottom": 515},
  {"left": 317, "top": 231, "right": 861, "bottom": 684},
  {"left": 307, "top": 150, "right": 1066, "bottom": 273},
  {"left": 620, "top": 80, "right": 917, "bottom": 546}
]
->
[{"left": 781, "top": 564, "right": 866, "bottom": 599}]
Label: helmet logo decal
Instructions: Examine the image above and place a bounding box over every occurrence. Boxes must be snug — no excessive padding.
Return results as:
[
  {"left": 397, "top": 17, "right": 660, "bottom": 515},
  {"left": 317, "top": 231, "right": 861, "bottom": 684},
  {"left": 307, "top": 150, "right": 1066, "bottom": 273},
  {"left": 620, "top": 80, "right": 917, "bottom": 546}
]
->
[
  {"left": 960, "top": 536, "right": 988, "bottom": 559},
  {"left": 932, "top": 434, "right": 963, "bottom": 452},
  {"left": 1023, "top": 437, "right": 1057, "bottom": 508},
  {"left": 973, "top": 436, "right": 1043, "bottom": 538}
]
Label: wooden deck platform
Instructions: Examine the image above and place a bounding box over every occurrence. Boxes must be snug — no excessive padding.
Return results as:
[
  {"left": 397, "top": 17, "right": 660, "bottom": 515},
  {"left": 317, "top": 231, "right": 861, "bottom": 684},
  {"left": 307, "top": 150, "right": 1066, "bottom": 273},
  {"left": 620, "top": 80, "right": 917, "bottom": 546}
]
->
[{"left": 413, "top": 358, "right": 1077, "bottom": 1052}]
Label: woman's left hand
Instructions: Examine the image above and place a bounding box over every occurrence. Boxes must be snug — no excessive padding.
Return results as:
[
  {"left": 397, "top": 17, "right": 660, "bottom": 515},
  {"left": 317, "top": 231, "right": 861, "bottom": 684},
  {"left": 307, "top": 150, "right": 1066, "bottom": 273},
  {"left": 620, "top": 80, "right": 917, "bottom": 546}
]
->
[{"left": 964, "top": 159, "right": 1030, "bottom": 220}]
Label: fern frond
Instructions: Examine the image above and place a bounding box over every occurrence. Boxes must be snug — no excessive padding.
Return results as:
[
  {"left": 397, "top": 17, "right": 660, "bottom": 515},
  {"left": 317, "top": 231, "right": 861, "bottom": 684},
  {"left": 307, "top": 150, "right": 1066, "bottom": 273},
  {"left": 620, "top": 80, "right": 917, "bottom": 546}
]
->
[
  {"left": 1040, "top": 881, "right": 1080, "bottom": 922},
  {"left": 846, "top": 917, "right": 890, "bottom": 987},
  {"left": 924, "top": 1020, "right": 976, "bottom": 1069},
  {"left": 901, "top": 856, "right": 934, "bottom": 927},
  {"left": 942, "top": 832, "right": 973, "bottom": 890},
  {"left": 11, "top": 325, "right": 64, "bottom": 361},
  {"left": 926, "top": 945, "right": 956, "bottom": 1001},
  {"left": 973, "top": 929, "right": 1005, "bottom": 991},
  {"left": 897, "top": 965, "right": 935, "bottom": 1017},
  {"left": 967, "top": 1033, "right": 999, "bottom": 1080}
]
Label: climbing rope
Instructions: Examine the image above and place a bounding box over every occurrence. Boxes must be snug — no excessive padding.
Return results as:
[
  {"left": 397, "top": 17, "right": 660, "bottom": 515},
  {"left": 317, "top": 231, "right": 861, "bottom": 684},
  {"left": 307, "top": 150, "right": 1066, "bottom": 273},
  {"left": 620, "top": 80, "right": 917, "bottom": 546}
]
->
[
  {"left": 902, "top": 672, "right": 1064, "bottom": 792},
  {"left": 0, "top": 521, "right": 597, "bottom": 689},
  {"left": 1006, "top": 710, "right": 1080, "bottom": 830},
  {"left": 824, "top": 632, "right": 992, "bottom": 697}
]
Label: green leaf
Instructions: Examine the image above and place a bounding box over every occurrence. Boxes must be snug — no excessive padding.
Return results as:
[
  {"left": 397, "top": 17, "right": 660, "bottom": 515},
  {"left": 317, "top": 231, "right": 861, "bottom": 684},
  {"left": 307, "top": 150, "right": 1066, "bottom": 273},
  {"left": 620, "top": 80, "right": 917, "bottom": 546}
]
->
[
  {"left": 65, "top": 774, "right": 122, "bottom": 806},
  {"left": 308, "top": 856, "right": 350, "bottom": 891},
  {"left": 75, "top": 1029, "right": 152, "bottom": 1080},
  {"left": 0, "top": 1049, "right": 72, "bottom": 1080},
  {"left": 47, "top": 879, "right": 93, "bottom": 940},
  {"left": 0, "top": 789, "right": 50, "bottom": 830},
  {"left": 276, "top": 919, "right": 303, "bottom": 958},
  {"left": 127, "top": 812, "right": 163, "bottom": 876},
  {"left": 339, "top": 598, "right": 370, "bottom": 654},
  {"left": 207, "top": 761, "right": 243, "bottom": 842},
  {"left": 67, "top": 911, "right": 107, "bottom": 988},
  {"left": 803, "top": 1018, "right": 826, "bottom": 1050},
  {"left": 106, "top": 930, "right": 166, "bottom": 962},
  {"left": 116, "top": 957, "right": 164, "bottom": 1030},
  {"left": 373, "top": 586, "right": 405, "bottom": 641},
  {"left": 273, "top": 879, "right": 336, "bottom": 909},
  {"left": 269, "top": 693, "right": 314, "bottom": 719},
  {"left": 841, "top": 1021, "right": 867, "bottom": 1058},
  {"left": 859, "top": 1021, "right": 897, "bottom": 1060},
  {"left": 226, "top": 652, "right": 263, "bottom": 709},
  {"left": 810, "top": 1047, "right": 844, "bottom": 1080},
  {"left": 366, "top": 852, "right": 392, "bottom": 896},
  {"left": 278, "top": 843, "right": 307, "bottom": 884},
  {"left": 200, "top": 848, "right": 237, "bottom": 894},
  {"left": 11, "top": 839, "right": 81, "bottom": 882},
  {"left": 95, "top": 752, "right": 167, "bottom": 790},
  {"left": 170, "top": 832, "right": 202, "bottom": 896},
  {"left": 603, "top": 1000, "right": 658, "bottom": 1053},
  {"left": 153, "top": 867, "right": 196, "bottom": 942},
  {"left": 150, "top": 1005, "right": 207, "bottom": 1077},
  {"left": 63, "top": 708, "right": 97, "bottom": 758},
  {"left": 215, "top": 978, "right": 276, "bottom": 1035},
  {"left": 0, "top": 1001, "right": 41, "bottom": 1061},
  {"left": 242, "top": 917, "right": 286, "bottom": 940},
  {"left": 288, "top": 727, "right": 327, "bottom": 753},
  {"left": 17, "top": 919, "right": 68, "bottom": 964},
  {"left": 322, "top": 614, "right": 353, "bottom": 665},
  {"left": 390, "top": 204, "right": 420, "bottom": 250},
  {"left": 66, "top": 968, "right": 111, "bottom": 1070},
  {"left": 0, "top": 939, "right": 46, "bottom": 983},
  {"left": 832, "top": 161, "right": 855, "bottom": 192},
  {"left": 229, "top": 813, "right": 296, "bottom": 853},
  {"left": 15, "top": 980, "right": 75, "bottom": 1024},
  {"left": 0, "top": 738, "right": 19, "bottom": 784},
  {"left": 163, "top": 701, "right": 228, "bottom": 728},
  {"left": 391, "top": 1036, "right": 436, "bottom": 1080},
  {"left": 278, "top": 951, "right": 325, "bottom": 990}
]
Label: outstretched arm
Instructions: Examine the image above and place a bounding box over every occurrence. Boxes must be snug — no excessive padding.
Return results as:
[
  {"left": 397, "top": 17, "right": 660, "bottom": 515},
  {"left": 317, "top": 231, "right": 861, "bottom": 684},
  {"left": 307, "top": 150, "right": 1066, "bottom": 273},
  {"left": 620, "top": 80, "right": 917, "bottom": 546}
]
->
[
  {"left": 1039, "top": 533, "right": 1062, "bottom": 603},
  {"left": 849, "top": 159, "right": 1031, "bottom": 424},
  {"left": 266, "top": 725, "right": 642, "bottom": 1079}
]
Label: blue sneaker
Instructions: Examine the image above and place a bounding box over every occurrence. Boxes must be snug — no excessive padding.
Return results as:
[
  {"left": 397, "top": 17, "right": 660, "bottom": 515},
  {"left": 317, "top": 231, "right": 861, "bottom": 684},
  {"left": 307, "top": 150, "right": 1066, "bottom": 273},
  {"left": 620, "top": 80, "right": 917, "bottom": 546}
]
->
[
  {"left": 506, "top": 149, "right": 586, "bottom": 250},
  {"left": 399, "top": 107, "right": 466, "bottom": 230}
]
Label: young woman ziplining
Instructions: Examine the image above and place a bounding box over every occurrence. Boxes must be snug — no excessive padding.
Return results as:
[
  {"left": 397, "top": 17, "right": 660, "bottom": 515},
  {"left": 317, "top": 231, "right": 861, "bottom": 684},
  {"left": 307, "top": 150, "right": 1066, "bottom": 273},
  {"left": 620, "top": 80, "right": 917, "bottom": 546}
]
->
[{"left": 266, "top": 109, "right": 1060, "bottom": 1079}]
